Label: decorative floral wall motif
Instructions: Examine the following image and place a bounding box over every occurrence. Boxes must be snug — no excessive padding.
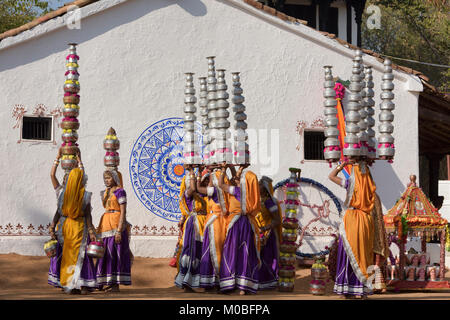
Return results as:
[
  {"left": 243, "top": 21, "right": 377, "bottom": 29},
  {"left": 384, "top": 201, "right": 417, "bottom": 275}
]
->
[
  {"left": 296, "top": 117, "right": 326, "bottom": 162},
  {"left": 11, "top": 104, "right": 62, "bottom": 144},
  {"left": 0, "top": 223, "right": 178, "bottom": 237}
]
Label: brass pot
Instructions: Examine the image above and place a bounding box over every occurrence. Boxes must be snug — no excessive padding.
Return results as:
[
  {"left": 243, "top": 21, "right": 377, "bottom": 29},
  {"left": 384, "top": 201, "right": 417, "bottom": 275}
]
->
[
  {"left": 63, "top": 95, "right": 80, "bottom": 104},
  {"left": 280, "top": 243, "right": 297, "bottom": 254},
  {"left": 282, "top": 221, "right": 299, "bottom": 229},
  {"left": 279, "top": 268, "right": 296, "bottom": 278},
  {"left": 61, "top": 121, "right": 80, "bottom": 130},
  {"left": 61, "top": 146, "right": 79, "bottom": 156},
  {"left": 64, "top": 83, "right": 80, "bottom": 93}
]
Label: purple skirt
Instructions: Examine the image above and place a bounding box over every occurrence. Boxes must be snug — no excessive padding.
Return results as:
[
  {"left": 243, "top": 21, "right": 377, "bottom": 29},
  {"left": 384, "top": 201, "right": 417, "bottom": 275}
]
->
[
  {"left": 219, "top": 215, "right": 260, "bottom": 293},
  {"left": 175, "top": 215, "right": 203, "bottom": 289},
  {"left": 333, "top": 237, "right": 372, "bottom": 296},
  {"left": 96, "top": 229, "right": 132, "bottom": 288},
  {"left": 199, "top": 222, "right": 220, "bottom": 289},
  {"left": 48, "top": 237, "right": 97, "bottom": 289},
  {"left": 257, "top": 231, "right": 279, "bottom": 290}
]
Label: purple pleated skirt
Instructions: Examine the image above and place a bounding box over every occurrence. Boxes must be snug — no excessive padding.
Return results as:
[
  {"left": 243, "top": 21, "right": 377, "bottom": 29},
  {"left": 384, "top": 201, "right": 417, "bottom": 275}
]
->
[
  {"left": 257, "top": 231, "right": 279, "bottom": 290},
  {"left": 96, "top": 229, "right": 132, "bottom": 288},
  {"left": 219, "top": 215, "right": 260, "bottom": 293},
  {"left": 199, "top": 222, "right": 220, "bottom": 289},
  {"left": 333, "top": 237, "right": 371, "bottom": 296},
  {"left": 48, "top": 237, "right": 97, "bottom": 289},
  {"left": 175, "top": 216, "right": 203, "bottom": 289}
]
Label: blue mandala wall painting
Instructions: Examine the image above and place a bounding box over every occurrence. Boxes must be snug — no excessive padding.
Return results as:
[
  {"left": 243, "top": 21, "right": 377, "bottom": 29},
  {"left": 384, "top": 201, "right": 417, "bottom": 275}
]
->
[{"left": 129, "top": 118, "right": 204, "bottom": 222}]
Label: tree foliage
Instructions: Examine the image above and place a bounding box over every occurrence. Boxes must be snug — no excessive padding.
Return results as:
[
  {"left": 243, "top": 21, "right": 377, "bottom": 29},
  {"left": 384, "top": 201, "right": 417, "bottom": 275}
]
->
[
  {"left": 362, "top": 0, "right": 449, "bottom": 91},
  {"left": 0, "top": 0, "right": 52, "bottom": 34}
]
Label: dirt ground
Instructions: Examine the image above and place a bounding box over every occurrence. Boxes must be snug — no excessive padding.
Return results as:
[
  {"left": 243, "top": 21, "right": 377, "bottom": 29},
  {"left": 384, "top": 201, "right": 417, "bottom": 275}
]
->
[{"left": 1, "top": 253, "right": 450, "bottom": 300}]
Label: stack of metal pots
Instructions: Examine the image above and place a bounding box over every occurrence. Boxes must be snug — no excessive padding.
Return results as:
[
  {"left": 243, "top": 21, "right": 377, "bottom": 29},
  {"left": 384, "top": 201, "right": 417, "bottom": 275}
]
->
[
  {"left": 343, "top": 50, "right": 363, "bottom": 159},
  {"left": 183, "top": 73, "right": 201, "bottom": 164},
  {"left": 278, "top": 168, "right": 301, "bottom": 292},
  {"left": 206, "top": 56, "right": 218, "bottom": 164},
  {"left": 103, "top": 127, "right": 120, "bottom": 170},
  {"left": 213, "top": 69, "right": 232, "bottom": 163},
  {"left": 61, "top": 43, "right": 81, "bottom": 173},
  {"left": 322, "top": 66, "right": 340, "bottom": 162},
  {"left": 232, "top": 72, "right": 250, "bottom": 165},
  {"left": 198, "top": 77, "right": 209, "bottom": 163},
  {"left": 309, "top": 257, "right": 328, "bottom": 295},
  {"left": 356, "top": 52, "right": 368, "bottom": 158},
  {"left": 363, "top": 66, "right": 377, "bottom": 160},
  {"left": 377, "top": 59, "right": 395, "bottom": 160}
]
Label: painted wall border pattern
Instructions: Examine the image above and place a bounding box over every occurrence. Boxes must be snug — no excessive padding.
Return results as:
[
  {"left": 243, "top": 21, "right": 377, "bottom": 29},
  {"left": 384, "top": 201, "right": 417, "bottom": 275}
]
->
[{"left": 0, "top": 223, "right": 178, "bottom": 237}]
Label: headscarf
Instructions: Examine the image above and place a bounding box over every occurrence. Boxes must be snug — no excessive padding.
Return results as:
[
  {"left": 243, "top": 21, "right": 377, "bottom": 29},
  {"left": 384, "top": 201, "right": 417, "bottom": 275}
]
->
[
  {"left": 105, "top": 169, "right": 123, "bottom": 188},
  {"left": 61, "top": 168, "right": 86, "bottom": 219}
]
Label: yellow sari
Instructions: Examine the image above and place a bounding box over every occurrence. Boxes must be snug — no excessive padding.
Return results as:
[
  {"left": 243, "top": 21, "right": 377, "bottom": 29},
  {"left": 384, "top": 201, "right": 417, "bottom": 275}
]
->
[{"left": 57, "top": 168, "right": 92, "bottom": 290}]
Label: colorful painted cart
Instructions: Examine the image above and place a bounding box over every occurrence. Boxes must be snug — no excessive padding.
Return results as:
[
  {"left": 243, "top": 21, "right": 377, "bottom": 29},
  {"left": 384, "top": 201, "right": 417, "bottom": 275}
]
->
[{"left": 384, "top": 175, "right": 449, "bottom": 291}]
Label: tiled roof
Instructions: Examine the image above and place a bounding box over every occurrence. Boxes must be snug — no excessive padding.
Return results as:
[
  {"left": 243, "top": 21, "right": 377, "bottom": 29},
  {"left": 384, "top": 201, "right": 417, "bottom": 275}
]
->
[{"left": 0, "top": 0, "right": 447, "bottom": 101}]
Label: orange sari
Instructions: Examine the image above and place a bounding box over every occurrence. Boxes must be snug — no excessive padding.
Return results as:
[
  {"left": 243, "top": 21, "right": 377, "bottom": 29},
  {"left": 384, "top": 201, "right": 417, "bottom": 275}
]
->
[
  {"left": 203, "top": 171, "right": 229, "bottom": 273},
  {"left": 340, "top": 163, "right": 376, "bottom": 284}
]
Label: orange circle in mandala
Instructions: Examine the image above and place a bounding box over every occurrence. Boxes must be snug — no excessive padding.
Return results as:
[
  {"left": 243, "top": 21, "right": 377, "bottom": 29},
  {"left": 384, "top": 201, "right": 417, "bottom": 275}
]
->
[{"left": 173, "top": 164, "right": 184, "bottom": 176}]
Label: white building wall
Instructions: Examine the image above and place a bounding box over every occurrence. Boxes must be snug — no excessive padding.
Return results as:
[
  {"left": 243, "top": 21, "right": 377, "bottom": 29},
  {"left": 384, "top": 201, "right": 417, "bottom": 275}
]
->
[{"left": 0, "top": 0, "right": 421, "bottom": 256}]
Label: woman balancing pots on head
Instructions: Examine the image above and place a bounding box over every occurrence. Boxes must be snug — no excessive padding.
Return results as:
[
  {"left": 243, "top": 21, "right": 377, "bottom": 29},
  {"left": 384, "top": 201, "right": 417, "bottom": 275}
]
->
[
  {"left": 328, "top": 157, "right": 376, "bottom": 299},
  {"left": 95, "top": 129, "right": 132, "bottom": 293},
  {"left": 174, "top": 164, "right": 209, "bottom": 292},
  {"left": 48, "top": 149, "right": 98, "bottom": 294},
  {"left": 197, "top": 163, "right": 231, "bottom": 293},
  {"left": 255, "top": 176, "right": 282, "bottom": 290},
  {"left": 216, "top": 162, "right": 262, "bottom": 295}
]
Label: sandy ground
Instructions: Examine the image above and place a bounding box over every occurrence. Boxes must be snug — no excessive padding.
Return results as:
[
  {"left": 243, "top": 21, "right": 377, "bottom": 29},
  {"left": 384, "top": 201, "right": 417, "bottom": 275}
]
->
[{"left": 1, "top": 253, "right": 450, "bottom": 300}]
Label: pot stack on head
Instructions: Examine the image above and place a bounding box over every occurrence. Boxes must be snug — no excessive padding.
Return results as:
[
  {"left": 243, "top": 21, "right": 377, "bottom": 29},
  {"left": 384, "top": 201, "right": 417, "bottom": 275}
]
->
[
  {"left": 198, "top": 77, "right": 209, "bottom": 164},
  {"left": 322, "top": 66, "right": 340, "bottom": 162},
  {"left": 61, "top": 43, "right": 81, "bottom": 173},
  {"left": 104, "top": 128, "right": 120, "bottom": 170},
  {"left": 377, "top": 59, "right": 395, "bottom": 161},
  {"left": 213, "top": 69, "right": 232, "bottom": 163},
  {"left": 205, "top": 56, "right": 218, "bottom": 165},
  {"left": 183, "top": 73, "right": 201, "bottom": 164},
  {"left": 343, "top": 50, "right": 363, "bottom": 159},
  {"left": 232, "top": 72, "right": 250, "bottom": 165},
  {"left": 278, "top": 168, "right": 301, "bottom": 292},
  {"left": 363, "top": 66, "right": 377, "bottom": 160}
]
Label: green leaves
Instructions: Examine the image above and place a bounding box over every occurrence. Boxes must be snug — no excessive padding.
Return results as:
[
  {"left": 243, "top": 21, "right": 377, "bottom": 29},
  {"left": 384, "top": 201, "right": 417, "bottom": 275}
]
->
[
  {"left": 362, "top": 0, "right": 450, "bottom": 91},
  {"left": 0, "top": 0, "right": 52, "bottom": 34}
]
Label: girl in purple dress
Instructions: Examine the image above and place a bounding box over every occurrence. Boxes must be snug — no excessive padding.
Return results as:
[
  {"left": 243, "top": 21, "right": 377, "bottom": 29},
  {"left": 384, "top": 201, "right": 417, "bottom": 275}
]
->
[{"left": 95, "top": 170, "right": 132, "bottom": 292}]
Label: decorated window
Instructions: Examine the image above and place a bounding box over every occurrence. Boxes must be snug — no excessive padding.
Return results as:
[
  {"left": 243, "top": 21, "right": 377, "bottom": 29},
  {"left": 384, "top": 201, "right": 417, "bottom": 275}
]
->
[
  {"left": 22, "top": 116, "right": 52, "bottom": 141},
  {"left": 303, "top": 130, "right": 325, "bottom": 160}
]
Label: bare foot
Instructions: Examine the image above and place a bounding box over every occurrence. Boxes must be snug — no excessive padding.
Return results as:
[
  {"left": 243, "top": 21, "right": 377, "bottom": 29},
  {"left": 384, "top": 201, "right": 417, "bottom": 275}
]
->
[{"left": 239, "top": 290, "right": 246, "bottom": 296}]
